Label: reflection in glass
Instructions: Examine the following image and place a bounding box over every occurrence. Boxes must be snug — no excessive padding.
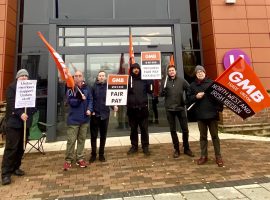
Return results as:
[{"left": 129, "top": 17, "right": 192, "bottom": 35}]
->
[
  {"left": 64, "top": 38, "right": 85, "bottom": 46},
  {"left": 180, "top": 24, "right": 200, "bottom": 50},
  {"left": 133, "top": 37, "right": 172, "bottom": 45},
  {"left": 87, "top": 27, "right": 129, "bottom": 36},
  {"left": 132, "top": 27, "right": 171, "bottom": 36},
  {"left": 64, "top": 28, "right": 85, "bottom": 36},
  {"left": 87, "top": 38, "right": 129, "bottom": 46},
  {"left": 64, "top": 55, "right": 85, "bottom": 74}
]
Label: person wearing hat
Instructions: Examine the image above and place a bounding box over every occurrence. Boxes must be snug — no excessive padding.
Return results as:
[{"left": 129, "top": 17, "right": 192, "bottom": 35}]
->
[
  {"left": 187, "top": 65, "right": 224, "bottom": 167},
  {"left": 126, "top": 63, "right": 153, "bottom": 156},
  {"left": 1, "top": 69, "right": 36, "bottom": 185},
  {"left": 160, "top": 65, "right": 194, "bottom": 158}
]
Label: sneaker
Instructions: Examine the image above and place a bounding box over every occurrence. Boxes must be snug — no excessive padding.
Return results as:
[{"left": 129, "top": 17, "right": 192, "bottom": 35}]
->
[
  {"left": 173, "top": 150, "right": 180, "bottom": 158},
  {"left": 197, "top": 156, "right": 208, "bottom": 165},
  {"left": 99, "top": 155, "right": 106, "bottom": 162},
  {"left": 63, "top": 162, "right": 72, "bottom": 171},
  {"left": 127, "top": 146, "right": 138, "bottom": 155},
  {"left": 89, "top": 155, "right": 96, "bottom": 163},
  {"left": 143, "top": 147, "right": 150, "bottom": 156},
  {"left": 184, "top": 149, "right": 195, "bottom": 157},
  {"left": 76, "top": 160, "right": 87, "bottom": 168},
  {"left": 216, "top": 156, "right": 224, "bottom": 167}
]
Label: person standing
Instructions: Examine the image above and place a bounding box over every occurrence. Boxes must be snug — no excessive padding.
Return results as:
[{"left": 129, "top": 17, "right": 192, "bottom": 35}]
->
[
  {"left": 126, "top": 63, "right": 152, "bottom": 156},
  {"left": 187, "top": 65, "right": 224, "bottom": 167},
  {"left": 89, "top": 70, "right": 118, "bottom": 163},
  {"left": 160, "top": 65, "right": 194, "bottom": 158},
  {"left": 1, "top": 69, "right": 36, "bottom": 185},
  {"left": 63, "top": 70, "right": 93, "bottom": 170}
]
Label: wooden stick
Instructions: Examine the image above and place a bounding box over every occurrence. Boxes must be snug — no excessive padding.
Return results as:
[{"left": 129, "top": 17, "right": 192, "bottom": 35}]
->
[{"left": 23, "top": 107, "right": 27, "bottom": 150}]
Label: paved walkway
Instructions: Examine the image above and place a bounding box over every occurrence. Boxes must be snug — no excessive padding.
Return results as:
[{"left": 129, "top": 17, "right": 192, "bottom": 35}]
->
[{"left": 0, "top": 123, "right": 270, "bottom": 199}]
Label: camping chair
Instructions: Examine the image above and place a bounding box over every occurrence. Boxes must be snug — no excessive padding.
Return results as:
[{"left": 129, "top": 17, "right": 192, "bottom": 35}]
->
[{"left": 26, "top": 111, "right": 52, "bottom": 154}]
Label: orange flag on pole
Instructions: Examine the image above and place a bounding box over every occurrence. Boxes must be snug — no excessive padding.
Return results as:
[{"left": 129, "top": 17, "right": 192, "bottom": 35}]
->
[
  {"left": 37, "top": 31, "right": 75, "bottom": 89},
  {"left": 169, "top": 54, "right": 174, "bottom": 65},
  {"left": 129, "top": 33, "right": 135, "bottom": 65},
  {"left": 207, "top": 57, "right": 270, "bottom": 119}
]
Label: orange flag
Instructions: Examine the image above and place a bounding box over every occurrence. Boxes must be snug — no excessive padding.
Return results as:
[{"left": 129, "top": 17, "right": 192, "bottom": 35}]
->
[
  {"left": 37, "top": 32, "right": 74, "bottom": 89},
  {"left": 169, "top": 54, "right": 174, "bottom": 65},
  {"left": 118, "top": 53, "right": 125, "bottom": 75},
  {"left": 129, "top": 33, "right": 135, "bottom": 65},
  {"left": 207, "top": 57, "right": 270, "bottom": 119}
]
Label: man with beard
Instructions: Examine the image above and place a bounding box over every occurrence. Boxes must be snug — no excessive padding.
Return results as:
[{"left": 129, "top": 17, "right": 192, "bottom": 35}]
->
[{"left": 126, "top": 63, "right": 152, "bottom": 156}]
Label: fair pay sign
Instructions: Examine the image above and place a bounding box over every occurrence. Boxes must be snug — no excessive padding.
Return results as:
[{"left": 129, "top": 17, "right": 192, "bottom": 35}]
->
[{"left": 106, "top": 74, "right": 129, "bottom": 105}]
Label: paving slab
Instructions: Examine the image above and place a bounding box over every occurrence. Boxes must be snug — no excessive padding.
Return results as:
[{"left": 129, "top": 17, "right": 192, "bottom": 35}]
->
[
  {"left": 153, "top": 192, "right": 184, "bottom": 200},
  {"left": 182, "top": 191, "right": 217, "bottom": 200},
  {"left": 238, "top": 187, "right": 270, "bottom": 200},
  {"left": 209, "top": 187, "right": 245, "bottom": 199}
]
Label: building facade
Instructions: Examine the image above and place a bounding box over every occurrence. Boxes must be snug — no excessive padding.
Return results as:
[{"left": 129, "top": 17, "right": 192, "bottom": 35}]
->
[{"left": 0, "top": 0, "right": 269, "bottom": 141}]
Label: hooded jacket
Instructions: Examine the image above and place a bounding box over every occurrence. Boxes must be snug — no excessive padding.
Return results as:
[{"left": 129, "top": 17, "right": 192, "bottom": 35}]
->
[{"left": 127, "top": 64, "right": 152, "bottom": 109}]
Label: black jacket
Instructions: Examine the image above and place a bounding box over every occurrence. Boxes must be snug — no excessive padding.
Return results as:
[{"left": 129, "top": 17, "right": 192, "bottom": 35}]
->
[
  {"left": 160, "top": 76, "right": 190, "bottom": 111},
  {"left": 187, "top": 77, "right": 223, "bottom": 120},
  {"left": 6, "top": 81, "right": 36, "bottom": 129},
  {"left": 127, "top": 67, "right": 152, "bottom": 109}
]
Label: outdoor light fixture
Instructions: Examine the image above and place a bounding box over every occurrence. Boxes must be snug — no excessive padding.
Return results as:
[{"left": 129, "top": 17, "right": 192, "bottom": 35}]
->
[{"left": 225, "top": 0, "right": 236, "bottom": 4}]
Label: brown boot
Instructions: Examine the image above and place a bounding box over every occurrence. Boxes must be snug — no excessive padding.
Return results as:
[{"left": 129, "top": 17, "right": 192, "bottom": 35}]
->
[
  {"left": 197, "top": 156, "right": 208, "bottom": 165},
  {"left": 216, "top": 156, "right": 224, "bottom": 167}
]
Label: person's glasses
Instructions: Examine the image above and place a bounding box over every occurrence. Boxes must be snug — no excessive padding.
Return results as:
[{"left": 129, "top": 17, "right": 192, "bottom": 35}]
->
[{"left": 74, "top": 74, "right": 82, "bottom": 77}]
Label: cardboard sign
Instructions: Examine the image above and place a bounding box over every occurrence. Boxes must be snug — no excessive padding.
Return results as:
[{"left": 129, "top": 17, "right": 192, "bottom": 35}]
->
[
  {"left": 106, "top": 75, "right": 129, "bottom": 105},
  {"left": 15, "top": 80, "right": 37, "bottom": 108},
  {"left": 141, "top": 51, "right": 161, "bottom": 80}
]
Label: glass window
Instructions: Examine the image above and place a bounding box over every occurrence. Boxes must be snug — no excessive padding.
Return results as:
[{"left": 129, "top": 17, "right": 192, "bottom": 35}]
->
[
  {"left": 58, "top": 0, "right": 113, "bottom": 19},
  {"left": 180, "top": 24, "right": 200, "bottom": 50},
  {"left": 87, "top": 27, "right": 129, "bottom": 36},
  {"left": 64, "top": 55, "right": 85, "bottom": 75},
  {"left": 59, "top": 28, "right": 85, "bottom": 36},
  {"left": 20, "top": 25, "right": 49, "bottom": 53},
  {"left": 132, "top": 27, "right": 172, "bottom": 36},
  {"left": 62, "top": 38, "right": 85, "bottom": 47},
  {"left": 22, "top": 0, "right": 49, "bottom": 23},
  {"left": 133, "top": 37, "right": 172, "bottom": 45},
  {"left": 87, "top": 38, "right": 129, "bottom": 46}
]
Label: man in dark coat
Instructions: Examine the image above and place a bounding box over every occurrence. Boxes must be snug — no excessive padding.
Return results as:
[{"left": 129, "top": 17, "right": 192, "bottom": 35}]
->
[
  {"left": 187, "top": 65, "right": 224, "bottom": 167},
  {"left": 160, "top": 65, "right": 194, "bottom": 158},
  {"left": 1, "top": 69, "right": 36, "bottom": 185},
  {"left": 126, "top": 63, "right": 152, "bottom": 156},
  {"left": 89, "top": 70, "right": 118, "bottom": 163}
]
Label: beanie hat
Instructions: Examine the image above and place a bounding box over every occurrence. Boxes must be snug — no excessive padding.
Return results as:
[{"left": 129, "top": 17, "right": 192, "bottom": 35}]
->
[
  {"left": 194, "top": 65, "right": 206, "bottom": 74},
  {"left": 16, "top": 69, "right": 29, "bottom": 79}
]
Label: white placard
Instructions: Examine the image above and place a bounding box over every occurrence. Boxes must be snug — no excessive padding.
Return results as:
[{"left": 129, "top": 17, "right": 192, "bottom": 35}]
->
[
  {"left": 106, "top": 75, "right": 129, "bottom": 106},
  {"left": 15, "top": 80, "right": 37, "bottom": 108},
  {"left": 141, "top": 51, "right": 161, "bottom": 80}
]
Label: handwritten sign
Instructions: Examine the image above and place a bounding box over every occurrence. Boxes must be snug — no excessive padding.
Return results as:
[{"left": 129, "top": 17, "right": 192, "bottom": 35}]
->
[{"left": 15, "top": 80, "right": 37, "bottom": 108}]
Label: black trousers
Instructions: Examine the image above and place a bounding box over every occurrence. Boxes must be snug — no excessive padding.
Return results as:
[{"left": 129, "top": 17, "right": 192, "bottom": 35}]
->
[
  {"left": 1, "top": 127, "right": 28, "bottom": 178},
  {"left": 90, "top": 115, "right": 109, "bottom": 156},
  {"left": 127, "top": 107, "right": 149, "bottom": 148},
  {"left": 166, "top": 110, "right": 190, "bottom": 150},
  {"left": 198, "top": 119, "right": 221, "bottom": 157}
]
